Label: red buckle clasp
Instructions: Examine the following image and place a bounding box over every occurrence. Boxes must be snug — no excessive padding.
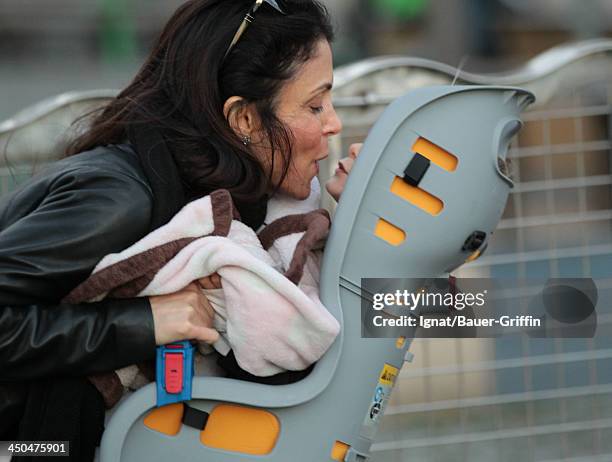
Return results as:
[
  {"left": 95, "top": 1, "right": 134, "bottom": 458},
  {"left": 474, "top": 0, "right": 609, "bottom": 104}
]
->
[{"left": 164, "top": 346, "right": 184, "bottom": 393}]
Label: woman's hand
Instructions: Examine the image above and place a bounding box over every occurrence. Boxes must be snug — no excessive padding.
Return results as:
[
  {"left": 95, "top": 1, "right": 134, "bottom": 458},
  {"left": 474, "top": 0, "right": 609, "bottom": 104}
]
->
[
  {"left": 199, "top": 272, "right": 222, "bottom": 290},
  {"left": 149, "top": 282, "right": 219, "bottom": 345}
]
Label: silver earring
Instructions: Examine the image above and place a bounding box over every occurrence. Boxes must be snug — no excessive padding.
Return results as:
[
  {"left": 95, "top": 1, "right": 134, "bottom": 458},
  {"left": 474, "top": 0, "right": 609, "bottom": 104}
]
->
[{"left": 241, "top": 135, "right": 251, "bottom": 146}]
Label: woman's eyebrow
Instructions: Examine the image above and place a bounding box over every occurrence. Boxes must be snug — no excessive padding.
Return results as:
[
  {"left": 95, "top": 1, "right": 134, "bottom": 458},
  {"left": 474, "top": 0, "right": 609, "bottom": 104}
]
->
[{"left": 309, "top": 82, "right": 333, "bottom": 96}]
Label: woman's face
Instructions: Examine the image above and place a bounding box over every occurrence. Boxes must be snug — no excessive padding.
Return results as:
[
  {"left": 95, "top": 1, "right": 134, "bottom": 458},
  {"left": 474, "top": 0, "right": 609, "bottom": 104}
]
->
[{"left": 257, "top": 39, "right": 342, "bottom": 200}]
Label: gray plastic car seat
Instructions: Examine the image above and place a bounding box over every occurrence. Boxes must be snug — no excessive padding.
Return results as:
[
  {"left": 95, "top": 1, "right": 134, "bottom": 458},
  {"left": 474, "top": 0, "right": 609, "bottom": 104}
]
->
[{"left": 99, "top": 85, "right": 534, "bottom": 461}]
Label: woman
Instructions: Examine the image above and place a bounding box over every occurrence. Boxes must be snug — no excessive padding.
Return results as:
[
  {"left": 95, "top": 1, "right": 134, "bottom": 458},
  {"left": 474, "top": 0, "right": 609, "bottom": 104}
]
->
[{"left": 0, "top": 0, "right": 342, "bottom": 457}]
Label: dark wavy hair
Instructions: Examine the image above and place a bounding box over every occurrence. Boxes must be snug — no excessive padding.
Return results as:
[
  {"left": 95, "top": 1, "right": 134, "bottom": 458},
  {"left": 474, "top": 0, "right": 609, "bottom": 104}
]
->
[{"left": 68, "top": 0, "right": 334, "bottom": 203}]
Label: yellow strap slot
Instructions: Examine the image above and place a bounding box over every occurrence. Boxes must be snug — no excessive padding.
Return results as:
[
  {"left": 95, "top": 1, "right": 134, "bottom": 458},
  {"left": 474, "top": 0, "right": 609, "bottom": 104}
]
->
[
  {"left": 412, "top": 137, "right": 458, "bottom": 171},
  {"left": 374, "top": 218, "right": 406, "bottom": 246},
  {"left": 390, "top": 177, "right": 444, "bottom": 216},
  {"left": 200, "top": 404, "right": 280, "bottom": 455},
  {"left": 143, "top": 403, "right": 184, "bottom": 436},
  {"left": 331, "top": 441, "right": 350, "bottom": 461}
]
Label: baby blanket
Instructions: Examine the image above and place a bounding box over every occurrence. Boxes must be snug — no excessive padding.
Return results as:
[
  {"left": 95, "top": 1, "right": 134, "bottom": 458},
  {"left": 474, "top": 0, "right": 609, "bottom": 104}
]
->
[{"left": 64, "top": 181, "right": 340, "bottom": 408}]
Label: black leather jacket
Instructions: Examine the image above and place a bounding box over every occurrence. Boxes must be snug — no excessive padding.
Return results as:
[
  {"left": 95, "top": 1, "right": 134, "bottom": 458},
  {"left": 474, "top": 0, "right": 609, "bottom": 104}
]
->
[{"left": 0, "top": 144, "right": 158, "bottom": 436}]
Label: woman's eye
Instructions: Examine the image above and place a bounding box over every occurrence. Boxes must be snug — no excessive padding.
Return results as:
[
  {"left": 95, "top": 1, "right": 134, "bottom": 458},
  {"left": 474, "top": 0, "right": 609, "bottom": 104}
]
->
[{"left": 310, "top": 106, "right": 324, "bottom": 114}]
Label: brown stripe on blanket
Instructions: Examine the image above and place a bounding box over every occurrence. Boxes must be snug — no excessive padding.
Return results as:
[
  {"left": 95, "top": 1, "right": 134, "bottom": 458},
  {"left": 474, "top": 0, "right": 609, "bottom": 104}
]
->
[
  {"left": 108, "top": 237, "right": 199, "bottom": 298},
  {"left": 109, "top": 190, "right": 235, "bottom": 296},
  {"left": 210, "top": 189, "right": 239, "bottom": 236},
  {"left": 64, "top": 190, "right": 236, "bottom": 304},
  {"left": 258, "top": 209, "right": 331, "bottom": 285},
  {"left": 63, "top": 237, "right": 197, "bottom": 303}
]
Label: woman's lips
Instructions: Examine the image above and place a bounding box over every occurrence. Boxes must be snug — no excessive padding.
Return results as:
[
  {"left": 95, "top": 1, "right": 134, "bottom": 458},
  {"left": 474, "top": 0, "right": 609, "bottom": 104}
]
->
[{"left": 337, "top": 161, "right": 348, "bottom": 174}]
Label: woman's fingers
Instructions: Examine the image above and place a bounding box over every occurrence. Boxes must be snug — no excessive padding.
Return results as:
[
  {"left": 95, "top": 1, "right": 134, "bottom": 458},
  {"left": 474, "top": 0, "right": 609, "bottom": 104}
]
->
[
  {"left": 149, "top": 283, "right": 219, "bottom": 345},
  {"left": 199, "top": 272, "right": 222, "bottom": 290},
  {"left": 182, "top": 281, "right": 202, "bottom": 294},
  {"left": 195, "top": 289, "right": 216, "bottom": 325},
  {"left": 192, "top": 326, "right": 220, "bottom": 344},
  {"left": 199, "top": 277, "right": 215, "bottom": 290}
]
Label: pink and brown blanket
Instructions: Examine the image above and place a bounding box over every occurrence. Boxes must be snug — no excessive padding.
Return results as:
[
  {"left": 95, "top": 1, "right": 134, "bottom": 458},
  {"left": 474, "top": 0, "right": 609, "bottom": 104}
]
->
[{"left": 64, "top": 181, "right": 340, "bottom": 408}]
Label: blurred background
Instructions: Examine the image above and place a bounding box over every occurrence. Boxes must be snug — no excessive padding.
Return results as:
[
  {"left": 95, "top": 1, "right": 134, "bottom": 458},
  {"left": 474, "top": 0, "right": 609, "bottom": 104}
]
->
[
  {"left": 1, "top": 1, "right": 612, "bottom": 461},
  {"left": 1, "top": 0, "right": 611, "bottom": 120}
]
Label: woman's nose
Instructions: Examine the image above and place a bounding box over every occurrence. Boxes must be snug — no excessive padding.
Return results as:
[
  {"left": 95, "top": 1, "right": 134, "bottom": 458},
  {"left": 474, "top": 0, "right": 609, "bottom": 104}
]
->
[{"left": 324, "top": 104, "right": 343, "bottom": 136}]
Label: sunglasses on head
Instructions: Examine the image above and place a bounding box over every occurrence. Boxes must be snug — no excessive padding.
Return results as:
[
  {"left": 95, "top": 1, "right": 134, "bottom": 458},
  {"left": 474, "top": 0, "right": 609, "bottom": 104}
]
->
[{"left": 223, "top": 0, "right": 286, "bottom": 61}]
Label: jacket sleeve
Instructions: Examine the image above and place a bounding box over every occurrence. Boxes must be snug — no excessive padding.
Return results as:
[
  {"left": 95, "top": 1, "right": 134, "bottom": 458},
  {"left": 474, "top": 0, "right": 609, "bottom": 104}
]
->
[{"left": 0, "top": 167, "right": 157, "bottom": 380}]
